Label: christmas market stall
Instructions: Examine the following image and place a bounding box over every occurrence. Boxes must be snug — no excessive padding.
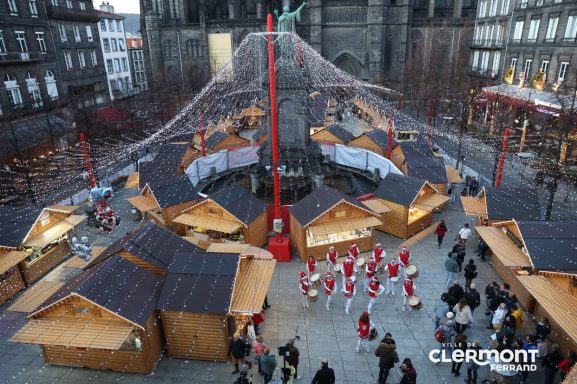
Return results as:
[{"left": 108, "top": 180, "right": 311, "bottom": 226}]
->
[
  {"left": 461, "top": 186, "right": 540, "bottom": 224},
  {"left": 239, "top": 105, "right": 266, "bottom": 128},
  {"left": 289, "top": 185, "right": 382, "bottom": 260},
  {"left": 372, "top": 173, "right": 449, "bottom": 239},
  {"left": 158, "top": 251, "right": 275, "bottom": 361},
  {"left": 186, "top": 130, "right": 251, "bottom": 161},
  {"left": 138, "top": 143, "right": 190, "bottom": 188},
  {"left": 348, "top": 129, "right": 398, "bottom": 158},
  {"left": 310, "top": 123, "right": 354, "bottom": 145},
  {"left": 127, "top": 175, "right": 199, "bottom": 233},
  {"left": 11, "top": 255, "right": 164, "bottom": 374},
  {"left": 173, "top": 185, "right": 268, "bottom": 248},
  {"left": 0, "top": 205, "right": 85, "bottom": 286}
]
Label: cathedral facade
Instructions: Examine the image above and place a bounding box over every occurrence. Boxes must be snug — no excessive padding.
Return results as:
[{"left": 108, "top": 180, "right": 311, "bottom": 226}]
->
[{"left": 140, "top": 0, "right": 476, "bottom": 91}]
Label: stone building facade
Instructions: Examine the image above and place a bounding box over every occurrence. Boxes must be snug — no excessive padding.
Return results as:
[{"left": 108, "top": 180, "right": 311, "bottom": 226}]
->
[
  {"left": 140, "top": 0, "right": 477, "bottom": 91},
  {"left": 126, "top": 34, "right": 148, "bottom": 93}
]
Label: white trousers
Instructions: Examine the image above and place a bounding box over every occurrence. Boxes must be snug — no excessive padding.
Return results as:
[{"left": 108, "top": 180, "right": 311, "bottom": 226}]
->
[
  {"left": 403, "top": 295, "right": 412, "bottom": 311},
  {"left": 342, "top": 276, "right": 352, "bottom": 291},
  {"left": 326, "top": 294, "right": 333, "bottom": 310},
  {"left": 386, "top": 278, "right": 397, "bottom": 294},
  {"left": 363, "top": 277, "right": 371, "bottom": 291},
  {"left": 356, "top": 337, "right": 370, "bottom": 353},
  {"left": 368, "top": 298, "right": 377, "bottom": 313},
  {"left": 301, "top": 293, "right": 309, "bottom": 308},
  {"left": 345, "top": 297, "right": 353, "bottom": 314}
]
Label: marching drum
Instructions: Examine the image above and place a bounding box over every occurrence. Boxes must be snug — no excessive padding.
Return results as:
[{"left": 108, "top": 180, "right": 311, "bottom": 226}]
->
[
  {"left": 408, "top": 295, "right": 422, "bottom": 310},
  {"left": 406, "top": 264, "right": 419, "bottom": 279},
  {"left": 356, "top": 257, "right": 366, "bottom": 269},
  {"left": 310, "top": 273, "right": 322, "bottom": 288},
  {"left": 368, "top": 328, "right": 379, "bottom": 341},
  {"left": 334, "top": 263, "right": 343, "bottom": 275},
  {"left": 308, "top": 289, "right": 319, "bottom": 303},
  {"left": 377, "top": 262, "right": 385, "bottom": 275}
]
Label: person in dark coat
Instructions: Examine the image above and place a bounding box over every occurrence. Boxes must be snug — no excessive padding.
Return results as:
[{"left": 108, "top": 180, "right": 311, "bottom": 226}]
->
[
  {"left": 311, "top": 359, "right": 335, "bottom": 384},
  {"left": 463, "top": 259, "right": 477, "bottom": 290},
  {"left": 464, "top": 283, "right": 481, "bottom": 314},
  {"left": 448, "top": 280, "right": 465, "bottom": 302},
  {"left": 286, "top": 340, "right": 300, "bottom": 380},
  {"left": 452, "top": 242, "right": 466, "bottom": 272},
  {"left": 399, "top": 358, "right": 417, "bottom": 384},
  {"left": 484, "top": 281, "right": 499, "bottom": 315},
  {"left": 543, "top": 344, "right": 563, "bottom": 384},
  {"left": 230, "top": 333, "right": 252, "bottom": 374},
  {"left": 476, "top": 239, "right": 489, "bottom": 261},
  {"left": 375, "top": 336, "right": 399, "bottom": 384},
  {"left": 536, "top": 318, "right": 552, "bottom": 341}
]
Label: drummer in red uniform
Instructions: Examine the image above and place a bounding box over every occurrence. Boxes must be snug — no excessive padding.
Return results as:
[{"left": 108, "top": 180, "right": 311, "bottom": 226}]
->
[
  {"left": 385, "top": 258, "right": 400, "bottom": 296},
  {"left": 402, "top": 276, "right": 416, "bottom": 311},
  {"left": 348, "top": 241, "right": 360, "bottom": 261},
  {"left": 298, "top": 271, "right": 310, "bottom": 308},
  {"left": 306, "top": 255, "right": 318, "bottom": 279},
  {"left": 371, "top": 243, "right": 386, "bottom": 265},
  {"left": 356, "top": 311, "right": 375, "bottom": 353},
  {"left": 364, "top": 258, "right": 378, "bottom": 292},
  {"left": 398, "top": 245, "right": 411, "bottom": 279},
  {"left": 343, "top": 276, "right": 356, "bottom": 315},
  {"left": 367, "top": 275, "right": 385, "bottom": 314},
  {"left": 326, "top": 246, "right": 338, "bottom": 272},
  {"left": 341, "top": 255, "right": 358, "bottom": 292},
  {"left": 323, "top": 271, "right": 337, "bottom": 311}
]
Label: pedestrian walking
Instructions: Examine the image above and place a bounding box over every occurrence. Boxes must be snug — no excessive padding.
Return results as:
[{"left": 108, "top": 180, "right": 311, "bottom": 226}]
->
[
  {"left": 341, "top": 255, "right": 357, "bottom": 291},
  {"left": 385, "top": 258, "right": 400, "bottom": 295},
  {"left": 535, "top": 317, "right": 552, "bottom": 341},
  {"left": 476, "top": 239, "right": 488, "bottom": 261},
  {"left": 286, "top": 339, "right": 300, "bottom": 380},
  {"left": 356, "top": 311, "right": 374, "bottom": 353},
  {"left": 260, "top": 348, "right": 277, "bottom": 384},
  {"left": 452, "top": 241, "right": 466, "bottom": 272},
  {"left": 375, "top": 334, "right": 399, "bottom": 384},
  {"left": 399, "top": 358, "right": 417, "bottom": 384},
  {"left": 372, "top": 242, "right": 385, "bottom": 265},
  {"left": 326, "top": 246, "right": 338, "bottom": 272},
  {"left": 364, "top": 258, "right": 378, "bottom": 292},
  {"left": 252, "top": 336, "right": 267, "bottom": 375},
  {"left": 510, "top": 304, "right": 524, "bottom": 331},
  {"left": 398, "top": 245, "right": 411, "bottom": 279},
  {"left": 458, "top": 223, "right": 472, "bottom": 245},
  {"left": 402, "top": 277, "right": 416, "bottom": 312},
  {"left": 343, "top": 276, "right": 356, "bottom": 315},
  {"left": 445, "top": 254, "right": 459, "bottom": 289},
  {"left": 252, "top": 310, "right": 265, "bottom": 335},
  {"left": 468, "top": 176, "right": 478, "bottom": 196},
  {"left": 298, "top": 271, "right": 310, "bottom": 308},
  {"left": 453, "top": 298, "right": 473, "bottom": 335},
  {"left": 306, "top": 255, "right": 318, "bottom": 279},
  {"left": 234, "top": 371, "right": 252, "bottom": 384},
  {"left": 465, "top": 341, "right": 481, "bottom": 384},
  {"left": 491, "top": 303, "right": 508, "bottom": 331},
  {"left": 348, "top": 240, "right": 360, "bottom": 260},
  {"left": 451, "top": 334, "right": 468, "bottom": 376},
  {"left": 229, "top": 332, "right": 252, "bottom": 374},
  {"left": 460, "top": 187, "right": 468, "bottom": 197},
  {"left": 311, "top": 359, "right": 335, "bottom": 384},
  {"left": 464, "top": 259, "right": 477, "bottom": 290},
  {"left": 323, "top": 271, "right": 337, "bottom": 311},
  {"left": 484, "top": 281, "right": 499, "bottom": 315},
  {"left": 435, "top": 220, "right": 448, "bottom": 248},
  {"left": 448, "top": 280, "right": 464, "bottom": 302},
  {"left": 543, "top": 344, "right": 563, "bottom": 384},
  {"left": 434, "top": 293, "right": 449, "bottom": 330},
  {"left": 436, "top": 312, "right": 456, "bottom": 349},
  {"left": 558, "top": 351, "right": 577, "bottom": 381},
  {"left": 367, "top": 275, "right": 385, "bottom": 314},
  {"left": 464, "top": 283, "right": 481, "bottom": 314}
]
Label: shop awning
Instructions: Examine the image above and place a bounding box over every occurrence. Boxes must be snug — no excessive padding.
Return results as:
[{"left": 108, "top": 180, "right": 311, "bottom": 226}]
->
[
  {"left": 412, "top": 194, "right": 450, "bottom": 212},
  {"left": 47, "top": 205, "right": 79, "bottom": 214},
  {"left": 11, "top": 317, "right": 134, "bottom": 350},
  {"left": 173, "top": 213, "right": 244, "bottom": 234},
  {"left": 124, "top": 172, "right": 139, "bottom": 189},
  {"left": 461, "top": 196, "right": 488, "bottom": 217},
  {"left": 206, "top": 243, "right": 274, "bottom": 259},
  {"left": 0, "top": 250, "right": 29, "bottom": 274},
  {"left": 8, "top": 280, "right": 65, "bottom": 313},
  {"left": 361, "top": 199, "right": 392, "bottom": 214},
  {"left": 127, "top": 194, "right": 159, "bottom": 213},
  {"left": 308, "top": 216, "right": 382, "bottom": 237},
  {"left": 23, "top": 216, "right": 86, "bottom": 248},
  {"left": 517, "top": 275, "right": 577, "bottom": 343},
  {"left": 476, "top": 226, "right": 531, "bottom": 267},
  {"left": 446, "top": 165, "right": 463, "bottom": 184},
  {"left": 230, "top": 257, "right": 276, "bottom": 314}
]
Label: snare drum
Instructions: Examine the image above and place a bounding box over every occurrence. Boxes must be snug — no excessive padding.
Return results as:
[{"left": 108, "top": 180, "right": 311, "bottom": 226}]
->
[
  {"left": 310, "top": 273, "right": 322, "bottom": 288},
  {"left": 334, "top": 263, "right": 343, "bottom": 275},
  {"left": 389, "top": 276, "right": 399, "bottom": 283},
  {"left": 408, "top": 295, "right": 422, "bottom": 310},
  {"left": 308, "top": 289, "right": 319, "bottom": 303},
  {"left": 356, "top": 257, "right": 366, "bottom": 268},
  {"left": 406, "top": 264, "right": 419, "bottom": 279},
  {"left": 377, "top": 262, "right": 385, "bottom": 275},
  {"left": 368, "top": 327, "right": 379, "bottom": 341}
]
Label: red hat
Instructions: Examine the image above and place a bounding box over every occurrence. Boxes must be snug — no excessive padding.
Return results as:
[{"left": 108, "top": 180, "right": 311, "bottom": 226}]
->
[
  {"left": 326, "top": 271, "right": 333, "bottom": 278},
  {"left": 406, "top": 276, "right": 413, "bottom": 282},
  {"left": 350, "top": 241, "right": 356, "bottom": 245},
  {"left": 299, "top": 271, "right": 306, "bottom": 278},
  {"left": 376, "top": 243, "right": 382, "bottom": 247},
  {"left": 372, "top": 275, "right": 379, "bottom": 281}
]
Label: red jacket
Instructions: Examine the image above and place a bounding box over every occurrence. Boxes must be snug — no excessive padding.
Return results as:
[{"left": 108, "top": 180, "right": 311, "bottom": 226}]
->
[
  {"left": 399, "top": 250, "right": 410, "bottom": 266},
  {"left": 349, "top": 245, "right": 359, "bottom": 259},
  {"left": 435, "top": 223, "right": 448, "bottom": 237},
  {"left": 327, "top": 250, "right": 338, "bottom": 264},
  {"left": 368, "top": 280, "right": 381, "bottom": 299},
  {"left": 403, "top": 281, "right": 414, "bottom": 296},
  {"left": 307, "top": 260, "right": 317, "bottom": 273},
  {"left": 372, "top": 248, "right": 384, "bottom": 264},
  {"left": 387, "top": 262, "right": 399, "bottom": 278},
  {"left": 365, "top": 260, "right": 377, "bottom": 278},
  {"left": 358, "top": 320, "right": 370, "bottom": 339},
  {"left": 300, "top": 279, "right": 310, "bottom": 294},
  {"left": 344, "top": 281, "right": 355, "bottom": 298},
  {"left": 343, "top": 259, "right": 355, "bottom": 277},
  {"left": 324, "top": 278, "right": 335, "bottom": 296}
]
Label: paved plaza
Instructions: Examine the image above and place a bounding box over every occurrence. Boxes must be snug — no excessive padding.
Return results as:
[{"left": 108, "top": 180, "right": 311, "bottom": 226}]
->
[{"left": 0, "top": 188, "right": 556, "bottom": 384}]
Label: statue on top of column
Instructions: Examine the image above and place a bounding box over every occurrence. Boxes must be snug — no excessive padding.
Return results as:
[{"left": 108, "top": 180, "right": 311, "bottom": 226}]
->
[{"left": 274, "top": 2, "right": 307, "bottom": 33}]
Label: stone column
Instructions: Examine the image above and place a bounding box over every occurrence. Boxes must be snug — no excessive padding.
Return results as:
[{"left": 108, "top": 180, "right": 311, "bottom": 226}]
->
[
  {"left": 428, "top": 0, "right": 435, "bottom": 18},
  {"left": 308, "top": 0, "right": 322, "bottom": 54},
  {"left": 453, "top": 0, "right": 463, "bottom": 18},
  {"left": 367, "top": 0, "right": 385, "bottom": 83}
]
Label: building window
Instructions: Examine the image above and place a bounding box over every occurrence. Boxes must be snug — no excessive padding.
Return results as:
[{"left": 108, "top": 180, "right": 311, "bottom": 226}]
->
[
  {"left": 489, "top": 0, "right": 497, "bottom": 16},
  {"left": 90, "top": 50, "right": 97, "bottom": 66},
  {"left": 545, "top": 17, "right": 559, "bottom": 42},
  {"left": 540, "top": 60, "right": 549, "bottom": 80},
  {"left": 79, "top": 1, "right": 86, "bottom": 10},
  {"left": 0, "top": 31, "right": 7, "bottom": 54},
  {"left": 117, "top": 20, "right": 122, "bottom": 32},
  {"left": 4, "top": 73, "right": 23, "bottom": 109},
  {"left": 558, "top": 61, "right": 569, "bottom": 82},
  {"left": 66, "top": 0, "right": 72, "bottom": 8},
  {"left": 164, "top": 40, "right": 174, "bottom": 58},
  {"left": 51, "top": 0, "right": 57, "bottom": 5},
  {"left": 78, "top": 51, "right": 86, "bottom": 68},
  {"left": 36, "top": 32, "right": 47, "bottom": 53},
  {"left": 8, "top": 0, "right": 18, "bottom": 14},
  {"left": 114, "top": 58, "right": 121, "bottom": 72},
  {"left": 100, "top": 20, "right": 107, "bottom": 31},
  {"left": 25, "top": 72, "right": 43, "bottom": 108},
  {"left": 523, "top": 59, "right": 532, "bottom": 78},
  {"left": 109, "top": 19, "right": 115, "bottom": 32},
  {"left": 528, "top": 19, "right": 540, "bottom": 42},
  {"left": 481, "top": 52, "right": 490, "bottom": 72},
  {"left": 513, "top": 20, "right": 524, "bottom": 42},
  {"left": 118, "top": 39, "right": 126, "bottom": 51},
  {"left": 86, "top": 26, "right": 93, "bottom": 42},
  {"left": 492, "top": 52, "right": 501, "bottom": 76},
  {"left": 511, "top": 57, "right": 518, "bottom": 75},
  {"left": 122, "top": 57, "right": 128, "bottom": 71},
  {"left": 186, "top": 39, "right": 202, "bottom": 56},
  {"left": 103, "top": 38, "right": 110, "bottom": 52},
  {"left": 64, "top": 51, "right": 73, "bottom": 70},
  {"left": 472, "top": 50, "right": 480, "bottom": 70},
  {"left": 44, "top": 70, "right": 58, "bottom": 100},
  {"left": 564, "top": 15, "right": 577, "bottom": 41},
  {"left": 478, "top": 0, "right": 487, "bottom": 17},
  {"left": 106, "top": 59, "right": 113, "bottom": 73},
  {"left": 15, "top": 32, "right": 28, "bottom": 53},
  {"left": 29, "top": 0, "right": 38, "bottom": 16},
  {"left": 520, "top": 0, "right": 527, "bottom": 8},
  {"left": 110, "top": 38, "right": 117, "bottom": 52},
  {"left": 59, "top": 25, "right": 67, "bottom": 42},
  {"left": 73, "top": 26, "right": 81, "bottom": 42},
  {"left": 501, "top": 0, "right": 509, "bottom": 15}
]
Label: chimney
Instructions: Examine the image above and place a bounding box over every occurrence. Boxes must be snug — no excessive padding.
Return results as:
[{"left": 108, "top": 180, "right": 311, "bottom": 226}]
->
[{"left": 99, "top": 1, "right": 114, "bottom": 13}]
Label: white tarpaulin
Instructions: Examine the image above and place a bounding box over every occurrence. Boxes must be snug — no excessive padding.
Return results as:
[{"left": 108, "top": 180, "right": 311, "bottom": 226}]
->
[
  {"left": 186, "top": 150, "right": 228, "bottom": 186},
  {"left": 228, "top": 145, "right": 259, "bottom": 169},
  {"left": 367, "top": 152, "right": 403, "bottom": 177},
  {"left": 334, "top": 144, "right": 367, "bottom": 170}
]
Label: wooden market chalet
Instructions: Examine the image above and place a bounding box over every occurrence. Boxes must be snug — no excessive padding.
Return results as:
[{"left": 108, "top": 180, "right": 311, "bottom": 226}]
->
[
  {"left": 11, "top": 222, "right": 276, "bottom": 372},
  {"left": 461, "top": 186, "right": 541, "bottom": 224}
]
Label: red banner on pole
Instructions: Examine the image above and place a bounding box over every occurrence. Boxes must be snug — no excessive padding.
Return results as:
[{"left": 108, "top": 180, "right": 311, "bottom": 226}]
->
[
  {"left": 495, "top": 127, "right": 510, "bottom": 188},
  {"left": 267, "top": 15, "right": 281, "bottom": 224}
]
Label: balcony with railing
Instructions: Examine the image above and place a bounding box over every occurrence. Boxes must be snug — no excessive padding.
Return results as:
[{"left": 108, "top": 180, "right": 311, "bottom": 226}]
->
[
  {"left": 0, "top": 52, "right": 46, "bottom": 65},
  {"left": 470, "top": 67, "right": 500, "bottom": 79},
  {"left": 46, "top": 5, "right": 99, "bottom": 22},
  {"left": 469, "top": 39, "right": 505, "bottom": 49}
]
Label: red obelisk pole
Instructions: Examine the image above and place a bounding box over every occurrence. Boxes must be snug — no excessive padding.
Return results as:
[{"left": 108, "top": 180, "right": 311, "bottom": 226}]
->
[
  {"left": 397, "top": 94, "right": 404, "bottom": 111},
  {"left": 79, "top": 132, "right": 96, "bottom": 188},
  {"left": 495, "top": 127, "right": 510, "bottom": 188},
  {"left": 199, "top": 112, "right": 206, "bottom": 156},
  {"left": 267, "top": 14, "right": 281, "bottom": 238},
  {"left": 387, "top": 113, "right": 393, "bottom": 160}
]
